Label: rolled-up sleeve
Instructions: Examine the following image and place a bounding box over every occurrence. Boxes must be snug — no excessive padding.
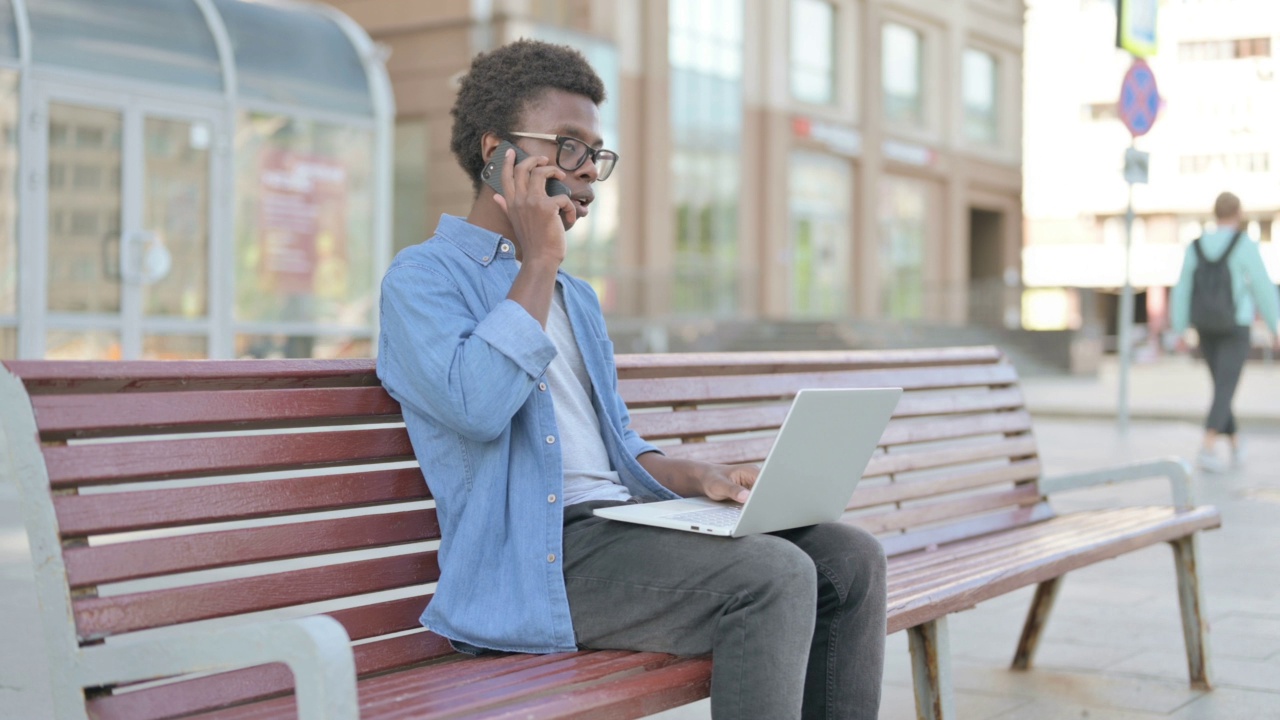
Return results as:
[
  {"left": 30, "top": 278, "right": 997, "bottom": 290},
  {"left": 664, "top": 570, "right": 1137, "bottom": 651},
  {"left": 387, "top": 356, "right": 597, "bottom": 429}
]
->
[{"left": 379, "top": 263, "right": 556, "bottom": 442}]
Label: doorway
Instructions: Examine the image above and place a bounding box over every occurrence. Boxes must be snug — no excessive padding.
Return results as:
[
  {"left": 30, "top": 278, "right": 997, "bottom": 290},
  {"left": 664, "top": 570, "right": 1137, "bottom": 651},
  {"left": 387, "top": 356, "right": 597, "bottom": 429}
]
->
[
  {"left": 968, "top": 207, "right": 1005, "bottom": 327},
  {"left": 24, "top": 82, "right": 227, "bottom": 359}
]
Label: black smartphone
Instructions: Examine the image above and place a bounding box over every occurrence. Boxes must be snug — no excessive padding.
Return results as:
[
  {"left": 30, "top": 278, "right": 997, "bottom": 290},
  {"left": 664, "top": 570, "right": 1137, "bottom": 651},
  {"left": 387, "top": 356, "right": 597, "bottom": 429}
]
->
[{"left": 480, "top": 140, "right": 571, "bottom": 199}]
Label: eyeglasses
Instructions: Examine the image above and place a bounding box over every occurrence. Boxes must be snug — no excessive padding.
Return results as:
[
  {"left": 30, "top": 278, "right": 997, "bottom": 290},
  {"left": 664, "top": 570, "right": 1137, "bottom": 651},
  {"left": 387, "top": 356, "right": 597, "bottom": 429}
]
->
[{"left": 508, "top": 132, "right": 619, "bottom": 181}]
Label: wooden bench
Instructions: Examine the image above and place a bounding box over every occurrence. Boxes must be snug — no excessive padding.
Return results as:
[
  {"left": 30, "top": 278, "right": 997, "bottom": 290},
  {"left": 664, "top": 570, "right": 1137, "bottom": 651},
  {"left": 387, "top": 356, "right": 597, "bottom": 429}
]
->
[{"left": 1, "top": 346, "right": 1219, "bottom": 720}]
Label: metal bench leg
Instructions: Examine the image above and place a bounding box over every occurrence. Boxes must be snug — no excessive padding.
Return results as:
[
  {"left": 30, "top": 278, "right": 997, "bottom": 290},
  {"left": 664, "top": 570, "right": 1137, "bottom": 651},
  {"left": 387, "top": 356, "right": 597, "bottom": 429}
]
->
[
  {"left": 908, "top": 617, "right": 955, "bottom": 720},
  {"left": 1170, "top": 535, "right": 1212, "bottom": 690},
  {"left": 1011, "top": 576, "right": 1062, "bottom": 670}
]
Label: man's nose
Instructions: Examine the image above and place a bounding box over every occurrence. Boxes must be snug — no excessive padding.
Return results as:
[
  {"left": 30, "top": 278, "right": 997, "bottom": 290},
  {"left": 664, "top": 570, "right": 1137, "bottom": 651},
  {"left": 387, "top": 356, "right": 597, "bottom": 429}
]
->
[{"left": 576, "top": 155, "right": 599, "bottom": 183}]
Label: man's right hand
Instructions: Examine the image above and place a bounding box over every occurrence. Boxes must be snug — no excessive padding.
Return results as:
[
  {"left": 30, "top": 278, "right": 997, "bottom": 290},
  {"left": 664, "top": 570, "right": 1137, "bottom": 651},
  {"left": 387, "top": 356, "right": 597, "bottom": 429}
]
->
[{"left": 491, "top": 149, "right": 576, "bottom": 266}]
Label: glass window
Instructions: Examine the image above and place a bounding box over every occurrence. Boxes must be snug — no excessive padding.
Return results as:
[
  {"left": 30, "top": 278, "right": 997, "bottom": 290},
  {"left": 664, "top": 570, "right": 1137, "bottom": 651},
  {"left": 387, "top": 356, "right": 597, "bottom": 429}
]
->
[
  {"left": 882, "top": 23, "right": 924, "bottom": 128},
  {"left": 143, "top": 334, "right": 207, "bottom": 360},
  {"left": 670, "top": 0, "right": 744, "bottom": 316},
  {"left": 0, "top": 326, "right": 14, "bottom": 358},
  {"left": 234, "top": 113, "right": 375, "bottom": 333},
  {"left": 0, "top": 0, "right": 18, "bottom": 60},
  {"left": 879, "top": 176, "right": 928, "bottom": 320},
  {"left": 962, "top": 48, "right": 998, "bottom": 145},
  {"left": 213, "top": 0, "right": 372, "bottom": 116},
  {"left": 788, "top": 151, "right": 852, "bottom": 317},
  {"left": 142, "top": 116, "right": 211, "bottom": 320},
  {"left": 46, "top": 330, "right": 120, "bottom": 360},
  {"left": 791, "top": 0, "right": 836, "bottom": 105},
  {"left": 27, "top": 0, "right": 222, "bottom": 90},
  {"left": 46, "top": 103, "right": 122, "bottom": 315},
  {"left": 0, "top": 71, "right": 15, "bottom": 318},
  {"left": 236, "top": 334, "right": 371, "bottom": 360}
]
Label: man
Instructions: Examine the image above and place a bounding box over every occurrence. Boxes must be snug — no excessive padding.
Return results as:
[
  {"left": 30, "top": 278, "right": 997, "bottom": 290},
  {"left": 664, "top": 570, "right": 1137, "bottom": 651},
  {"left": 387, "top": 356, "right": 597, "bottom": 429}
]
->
[
  {"left": 377, "top": 40, "right": 886, "bottom": 719},
  {"left": 1170, "top": 191, "right": 1280, "bottom": 473}
]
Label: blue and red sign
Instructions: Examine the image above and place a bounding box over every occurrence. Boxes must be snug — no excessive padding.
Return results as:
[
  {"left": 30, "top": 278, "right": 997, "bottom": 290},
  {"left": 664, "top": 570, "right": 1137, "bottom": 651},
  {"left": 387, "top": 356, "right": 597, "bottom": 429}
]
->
[{"left": 1118, "top": 59, "right": 1160, "bottom": 137}]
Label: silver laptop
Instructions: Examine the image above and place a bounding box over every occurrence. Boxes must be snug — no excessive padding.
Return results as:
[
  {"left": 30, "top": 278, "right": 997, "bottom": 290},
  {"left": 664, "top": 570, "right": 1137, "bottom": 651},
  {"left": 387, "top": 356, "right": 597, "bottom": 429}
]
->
[{"left": 593, "top": 387, "right": 902, "bottom": 537}]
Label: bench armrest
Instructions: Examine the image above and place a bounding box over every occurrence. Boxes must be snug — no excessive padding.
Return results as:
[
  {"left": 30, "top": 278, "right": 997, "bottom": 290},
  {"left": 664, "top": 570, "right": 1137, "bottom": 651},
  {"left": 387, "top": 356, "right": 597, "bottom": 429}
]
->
[
  {"left": 1038, "top": 457, "right": 1196, "bottom": 510},
  {"left": 74, "top": 615, "right": 357, "bottom": 720}
]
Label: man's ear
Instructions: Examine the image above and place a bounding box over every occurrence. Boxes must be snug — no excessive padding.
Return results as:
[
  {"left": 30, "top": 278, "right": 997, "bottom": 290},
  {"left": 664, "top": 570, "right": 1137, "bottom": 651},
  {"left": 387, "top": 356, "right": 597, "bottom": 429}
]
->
[{"left": 480, "top": 132, "right": 503, "bottom": 162}]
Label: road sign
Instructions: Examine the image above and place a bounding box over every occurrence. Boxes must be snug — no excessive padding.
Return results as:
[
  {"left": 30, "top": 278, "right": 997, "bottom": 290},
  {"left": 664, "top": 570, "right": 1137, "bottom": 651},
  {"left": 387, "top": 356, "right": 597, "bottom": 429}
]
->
[
  {"left": 1116, "top": 0, "right": 1158, "bottom": 58},
  {"left": 1118, "top": 59, "right": 1160, "bottom": 137},
  {"left": 1123, "top": 147, "right": 1149, "bottom": 184}
]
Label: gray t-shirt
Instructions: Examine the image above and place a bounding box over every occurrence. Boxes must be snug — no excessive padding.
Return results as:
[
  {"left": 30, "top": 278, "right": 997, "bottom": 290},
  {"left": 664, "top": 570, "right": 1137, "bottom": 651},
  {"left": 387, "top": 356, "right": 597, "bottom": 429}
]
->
[{"left": 544, "top": 284, "right": 632, "bottom": 505}]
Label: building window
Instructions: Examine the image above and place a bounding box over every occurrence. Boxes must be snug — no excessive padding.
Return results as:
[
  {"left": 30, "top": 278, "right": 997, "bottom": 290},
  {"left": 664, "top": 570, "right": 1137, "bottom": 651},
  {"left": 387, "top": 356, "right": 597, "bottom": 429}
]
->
[
  {"left": 962, "top": 48, "right": 998, "bottom": 145},
  {"left": 879, "top": 176, "right": 928, "bottom": 320},
  {"left": 670, "top": 0, "right": 744, "bottom": 316},
  {"left": 788, "top": 151, "right": 852, "bottom": 317},
  {"left": 0, "top": 71, "right": 15, "bottom": 334},
  {"left": 392, "top": 119, "right": 428, "bottom": 256},
  {"left": 882, "top": 22, "right": 924, "bottom": 128},
  {"left": 790, "top": 0, "right": 836, "bottom": 105},
  {"left": 1179, "top": 37, "right": 1271, "bottom": 61},
  {"left": 1178, "top": 153, "right": 1271, "bottom": 174},
  {"left": 1082, "top": 102, "right": 1119, "bottom": 121}
]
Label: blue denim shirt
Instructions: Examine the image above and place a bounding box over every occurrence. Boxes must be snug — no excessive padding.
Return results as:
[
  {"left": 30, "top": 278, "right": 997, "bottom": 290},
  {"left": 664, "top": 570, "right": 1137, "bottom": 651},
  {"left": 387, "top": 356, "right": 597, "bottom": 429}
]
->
[{"left": 376, "top": 214, "right": 679, "bottom": 653}]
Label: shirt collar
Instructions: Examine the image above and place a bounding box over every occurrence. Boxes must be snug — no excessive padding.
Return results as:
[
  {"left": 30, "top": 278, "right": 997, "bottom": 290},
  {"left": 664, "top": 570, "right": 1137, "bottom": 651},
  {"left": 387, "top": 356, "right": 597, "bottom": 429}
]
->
[{"left": 432, "top": 214, "right": 517, "bottom": 266}]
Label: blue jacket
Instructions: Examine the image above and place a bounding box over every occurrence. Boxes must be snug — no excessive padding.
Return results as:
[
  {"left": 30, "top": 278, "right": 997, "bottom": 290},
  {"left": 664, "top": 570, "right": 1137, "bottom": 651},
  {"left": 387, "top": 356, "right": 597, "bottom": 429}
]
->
[
  {"left": 376, "top": 214, "right": 678, "bottom": 653},
  {"left": 1170, "top": 227, "right": 1280, "bottom": 336}
]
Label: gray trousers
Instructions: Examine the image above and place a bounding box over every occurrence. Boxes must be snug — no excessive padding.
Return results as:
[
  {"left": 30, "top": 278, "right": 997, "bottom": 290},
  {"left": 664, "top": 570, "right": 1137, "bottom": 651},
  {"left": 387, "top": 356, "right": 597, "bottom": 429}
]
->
[
  {"left": 562, "top": 501, "right": 887, "bottom": 720},
  {"left": 1200, "top": 326, "right": 1251, "bottom": 434}
]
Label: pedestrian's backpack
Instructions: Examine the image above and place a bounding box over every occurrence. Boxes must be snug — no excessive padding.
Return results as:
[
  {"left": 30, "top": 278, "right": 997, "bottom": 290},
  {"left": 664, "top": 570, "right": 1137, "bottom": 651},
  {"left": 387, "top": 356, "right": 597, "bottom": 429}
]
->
[{"left": 1189, "top": 228, "right": 1245, "bottom": 333}]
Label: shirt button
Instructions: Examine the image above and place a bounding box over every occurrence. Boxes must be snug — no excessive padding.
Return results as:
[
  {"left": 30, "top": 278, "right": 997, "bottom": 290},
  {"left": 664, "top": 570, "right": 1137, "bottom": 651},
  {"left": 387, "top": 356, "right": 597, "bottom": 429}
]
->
[
  {"left": 538, "top": 382, "right": 547, "bottom": 392},
  {"left": 500, "top": 243, "right": 511, "bottom": 253},
  {"left": 547, "top": 553, "right": 556, "bottom": 563},
  {"left": 481, "top": 256, "right": 490, "bottom": 262},
  {"left": 546, "top": 435, "right": 556, "bottom": 444},
  {"left": 548, "top": 494, "right": 557, "bottom": 503}
]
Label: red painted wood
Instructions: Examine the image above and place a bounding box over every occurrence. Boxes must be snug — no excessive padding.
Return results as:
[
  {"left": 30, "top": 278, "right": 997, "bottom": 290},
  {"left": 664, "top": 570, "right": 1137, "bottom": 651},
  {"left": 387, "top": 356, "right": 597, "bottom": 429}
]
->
[
  {"left": 54, "top": 467, "right": 430, "bottom": 536},
  {"left": 613, "top": 346, "right": 1004, "bottom": 378},
  {"left": 31, "top": 386, "right": 401, "bottom": 439},
  {"left": 618, "top": 364, "right": 1019, "bottom": 407},
  {"left": 861, "top": 437, "right": 1038, "bottom": 479},
  {"left": 853, "top": 484, "right": 1042, "bottom": 535},
  {"left": 852, "top": 457, "right": 1042, "bottom": 509},
  {"left": 4, "top": 359, "right": 379, "bottom": 394},
  {"left": 43, "top": 427, "right": 414, "bottom": 488},
  {"left": 73, "top": 552, "right": 440, "bottom": 639},
  {"left": 877, "top": 503, "right": 1057, "bottom": 557},
  {"left": 64, "top": 509, "right": 440, "bottom": 587}
]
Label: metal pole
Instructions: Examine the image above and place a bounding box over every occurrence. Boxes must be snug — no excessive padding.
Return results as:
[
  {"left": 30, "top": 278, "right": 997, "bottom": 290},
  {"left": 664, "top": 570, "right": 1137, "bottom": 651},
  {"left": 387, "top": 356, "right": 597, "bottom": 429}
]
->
[{"left": 1117, "top": 140, "right": 1136, "bottom": 434}]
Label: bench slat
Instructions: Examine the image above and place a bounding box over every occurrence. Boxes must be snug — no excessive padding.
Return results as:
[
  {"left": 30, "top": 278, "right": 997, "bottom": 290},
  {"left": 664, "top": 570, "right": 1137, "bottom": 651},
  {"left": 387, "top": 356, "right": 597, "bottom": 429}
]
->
[
  {"left": 850, "top": 457, "right": 1042, "bottom": 510},
  {"left": 31, "top": 387, "right": 401, "bottom": 440},
  {"left": 853, "top": 483, "right": 1042, "bottom": 535},
  {"left": 658, "top": 410, "right": 1033, "bottom": 466},
  {"left": 54, "top": 468, "right": 430, "bottom": 536},
  {"left": 618, "top": 364, "right": 1018, "bottom": 407},
  {"left": 64, "top": 509, "right": 440, "bottom": 587},
  {"left": 627, "top": 388, "right": 1028, "bottom": 440},
  {"left": 73, "top": 552, "right": 440, "bottom": 639},
  {"left": 884, "top": 506, "right": 1221, "bottom": 634},
  {"left": 878, "top": 503, "right": 1056, "bottom": 557},
  {"left": 44, "top": 427, "right": 415, "bottom": 488},
  {"left": 862, "top": 436, "right": 1037, "bottom": 479},
  {"left": 4, "top": 359, "right": 379, "bottom": 394},
  {"left": 614, "top": 346, "right": 1003, "bottom": 378}
]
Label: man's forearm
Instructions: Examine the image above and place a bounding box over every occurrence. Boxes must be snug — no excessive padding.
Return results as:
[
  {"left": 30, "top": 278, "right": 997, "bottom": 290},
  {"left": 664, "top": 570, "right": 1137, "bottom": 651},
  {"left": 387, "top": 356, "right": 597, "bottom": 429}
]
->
[{"left": 637, "top": 452, "right": 709, "bottom": 497}]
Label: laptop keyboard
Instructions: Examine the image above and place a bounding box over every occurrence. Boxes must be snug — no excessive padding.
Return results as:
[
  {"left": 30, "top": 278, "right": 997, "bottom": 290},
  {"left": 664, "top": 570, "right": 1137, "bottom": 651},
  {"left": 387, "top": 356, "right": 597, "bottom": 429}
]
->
[{"left": 664, "top": 506, "right": 742, "bottom": 528}]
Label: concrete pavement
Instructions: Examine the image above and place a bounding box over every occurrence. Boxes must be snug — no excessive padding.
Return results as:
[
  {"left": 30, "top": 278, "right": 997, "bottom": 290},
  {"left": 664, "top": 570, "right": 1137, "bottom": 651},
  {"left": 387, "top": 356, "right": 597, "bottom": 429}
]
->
[{"left": 3, "top": 358, "right": 1279, "bottom": 719}]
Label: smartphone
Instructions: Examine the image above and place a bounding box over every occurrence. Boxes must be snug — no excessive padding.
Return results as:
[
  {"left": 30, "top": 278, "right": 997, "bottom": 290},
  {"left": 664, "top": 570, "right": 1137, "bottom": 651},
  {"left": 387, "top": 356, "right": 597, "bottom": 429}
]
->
[{"left": 480, "top": 140, "right": 571, "bottom": 199}]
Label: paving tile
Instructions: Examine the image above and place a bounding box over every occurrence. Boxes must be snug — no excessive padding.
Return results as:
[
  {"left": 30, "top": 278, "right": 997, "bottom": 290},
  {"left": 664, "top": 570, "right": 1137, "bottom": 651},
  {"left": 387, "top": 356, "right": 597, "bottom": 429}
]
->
[
  {"left": 1169, "top": 686, "right": 1280, "bottom": 720},
  {"left": 988, "top": 698, "right": 1167, "bottom": 719},
  {"left": 1109, "top": 650, "right": 1280, "bottom": 694},
  {"left": 951, "top": 663, "right": 1205, "bottom": 715},
  {"left": 879, "top": 684, "right": 1033, "bottom": 720}
]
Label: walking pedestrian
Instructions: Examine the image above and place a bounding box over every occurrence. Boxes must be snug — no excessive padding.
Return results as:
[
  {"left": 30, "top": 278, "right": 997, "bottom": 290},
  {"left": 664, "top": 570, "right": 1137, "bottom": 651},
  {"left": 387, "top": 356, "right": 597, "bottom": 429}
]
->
[{"left": 1170, "top": 191, "right": 1280, "bottom": 472}]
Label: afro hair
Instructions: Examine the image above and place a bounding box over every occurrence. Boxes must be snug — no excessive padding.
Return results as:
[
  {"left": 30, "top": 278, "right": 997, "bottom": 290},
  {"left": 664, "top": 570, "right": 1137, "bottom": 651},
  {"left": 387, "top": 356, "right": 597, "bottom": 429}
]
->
[{"left": 451, "top": 39, "right": 606, "bottom": 194}]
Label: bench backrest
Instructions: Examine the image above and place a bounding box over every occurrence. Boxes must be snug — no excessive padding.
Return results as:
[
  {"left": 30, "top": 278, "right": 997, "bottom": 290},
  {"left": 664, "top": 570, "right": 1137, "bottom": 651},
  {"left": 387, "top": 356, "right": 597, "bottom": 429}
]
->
[{"left": 1, "top": 346, "right": 1043, "bottom": 719}]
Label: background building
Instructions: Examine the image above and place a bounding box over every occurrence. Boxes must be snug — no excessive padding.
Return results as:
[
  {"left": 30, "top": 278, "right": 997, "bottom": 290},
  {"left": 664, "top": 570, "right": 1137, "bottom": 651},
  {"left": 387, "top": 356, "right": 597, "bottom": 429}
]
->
[
  {"left": 1023, "top": 0, "right": 1280, "bottom": 348},
  {"left": 322, "top": 0, "right": 1027, "bottom": 352},
  {"left": 0, "top": 0, "right": 392, "bottom": 361}
]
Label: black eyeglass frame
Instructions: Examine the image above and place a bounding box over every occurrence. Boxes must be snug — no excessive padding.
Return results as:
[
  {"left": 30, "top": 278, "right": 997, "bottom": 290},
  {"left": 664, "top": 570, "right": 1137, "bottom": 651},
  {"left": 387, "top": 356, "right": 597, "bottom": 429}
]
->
[{"left": 507, "top": 131, "right": 619, "bottom": 181}]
